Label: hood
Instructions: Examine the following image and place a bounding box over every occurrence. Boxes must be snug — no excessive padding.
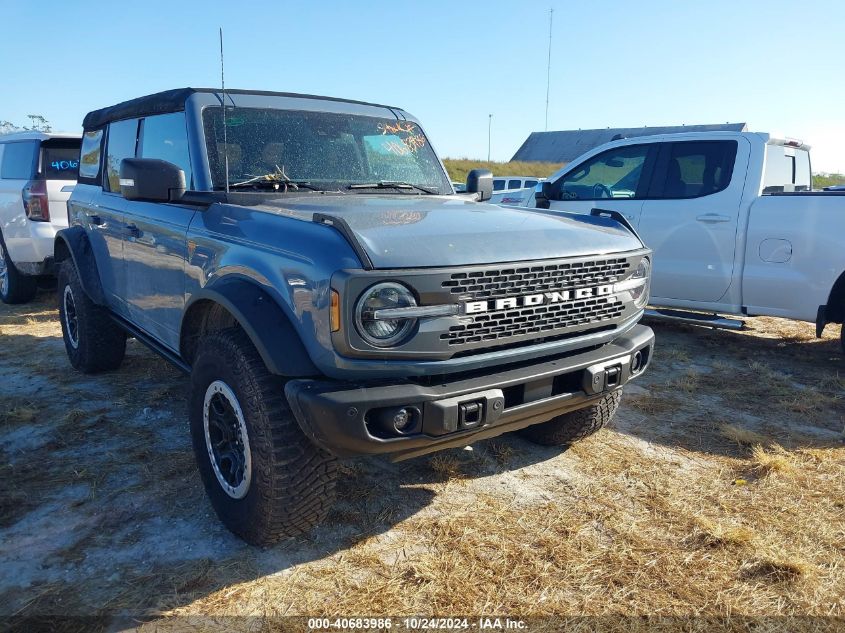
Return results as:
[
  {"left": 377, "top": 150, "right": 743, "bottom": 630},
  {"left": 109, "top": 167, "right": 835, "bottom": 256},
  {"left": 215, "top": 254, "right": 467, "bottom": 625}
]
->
[{"left": 252, "top": 194, "right": 643, "bottom": 269}]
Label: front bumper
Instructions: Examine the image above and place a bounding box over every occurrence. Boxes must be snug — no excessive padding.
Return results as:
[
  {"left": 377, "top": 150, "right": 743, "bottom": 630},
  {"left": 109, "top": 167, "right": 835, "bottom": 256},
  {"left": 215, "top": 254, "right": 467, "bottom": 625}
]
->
[{"left": 286, "top": 324, "right": 654, "bottom": 461}]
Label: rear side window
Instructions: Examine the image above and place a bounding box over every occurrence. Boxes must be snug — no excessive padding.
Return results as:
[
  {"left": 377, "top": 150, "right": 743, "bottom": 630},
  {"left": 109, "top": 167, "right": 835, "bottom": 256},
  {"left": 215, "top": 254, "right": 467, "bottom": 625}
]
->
[
  {"left": 139, "top": 112, "right": 193, "bottom": 188},
  {"left": 658, "top": 141, "right": 737, "bottom": 199},
  {"left": 79, "top": 130, "right": 104, "bottom": 182},
  {"left": 525, "top": 180, "right": 538, "bottom": 188},
  {"left": 493, "top": 179, "right": 506, "bottom": 191},
  {"left": 105, "top": 118, "right": 140, "bottom": 192},
  {"left": 0, "top": 141, "right": 38, "bottom": 180},
  {"left": 40, "top": 141, "right": 81, "bottom": 180},
  {"left": 508, "top": 179, "right": 522, "bottom": 190}
]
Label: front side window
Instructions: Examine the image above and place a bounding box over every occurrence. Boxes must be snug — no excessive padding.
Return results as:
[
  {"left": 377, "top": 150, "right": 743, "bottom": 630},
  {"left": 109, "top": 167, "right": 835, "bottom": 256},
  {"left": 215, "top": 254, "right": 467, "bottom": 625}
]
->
[
  {"left": 140, "top": 112, "right": 193, "bottom": 187},
  {"left": 659, "top": 141, "right": 737, "bottom": 199},
  {"left": 0, "top": 141, "right": 38, "bottom": 180},
  {"left": 79, "top": 129, "right": 103, "bottom": 181},
  {"left": 201, "top": 107, "right": 450, "bottom": 193},
  {"left": 524, "top": 180, "right": 538, "bottom": 188},
  {"left": 105, "top": 118, "right": 140, "bottom": 192},
  {"left": 558, "top": 145, "right": 650, "bottom": 200}
]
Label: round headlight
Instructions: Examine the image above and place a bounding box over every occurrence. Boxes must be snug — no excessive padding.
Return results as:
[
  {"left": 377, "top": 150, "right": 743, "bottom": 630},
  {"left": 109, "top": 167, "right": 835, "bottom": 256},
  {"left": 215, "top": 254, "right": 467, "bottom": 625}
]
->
[
  {"left": 354, "top": 282, "right": 417, "bottom": 347},
  {"left": 631, "top": 257, "right": 651, "bottom": 308}
]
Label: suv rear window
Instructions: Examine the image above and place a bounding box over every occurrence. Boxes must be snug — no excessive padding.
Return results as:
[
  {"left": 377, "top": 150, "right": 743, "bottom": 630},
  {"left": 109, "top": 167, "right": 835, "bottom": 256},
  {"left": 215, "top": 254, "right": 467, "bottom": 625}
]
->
[
  {"left": 0, "top": 141, "right": 38, "bottom": 180},
  {"left": 40, "top": 141, "right": 81, "bottom": 180}
]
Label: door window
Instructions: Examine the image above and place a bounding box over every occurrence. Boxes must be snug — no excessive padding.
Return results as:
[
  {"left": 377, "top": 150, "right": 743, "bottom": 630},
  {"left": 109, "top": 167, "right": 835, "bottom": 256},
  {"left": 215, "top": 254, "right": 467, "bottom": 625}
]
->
[
  {"left": 139, "top": 112, "right": 193, "bottom": 188},
  {"left": 493, "top": 179, "right": 506, "bottom": 191},
  {"left": 558, "top": 145, "right": 650, "bottom": 200},
  {"left": 657, "top": 141, "right": 737, "bottom": 199},
  {"left": 524, "top": 180, "right": 538, "bottom": 188},
  {"left": 105, "top": 118, "right": 140, "bottom": 192},
  {"left": 0, "top": 141, "right": 38, "bottom": 179},
  {"left": 507, "top": 179, "right": 522, "bottom": 190}
]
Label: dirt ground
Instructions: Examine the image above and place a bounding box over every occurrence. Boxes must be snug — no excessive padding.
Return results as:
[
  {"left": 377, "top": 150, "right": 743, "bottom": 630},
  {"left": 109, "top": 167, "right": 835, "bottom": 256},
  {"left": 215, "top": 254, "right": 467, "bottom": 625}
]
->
[{"left": 1, "top": 290, "right": 843, "bottom": 631}]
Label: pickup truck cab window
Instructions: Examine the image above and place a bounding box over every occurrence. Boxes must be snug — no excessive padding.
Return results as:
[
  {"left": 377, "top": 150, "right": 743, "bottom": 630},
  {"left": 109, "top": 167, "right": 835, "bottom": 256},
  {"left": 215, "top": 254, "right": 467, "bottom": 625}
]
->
[
  {"left": 201, "top": 107, "right": 451, "bottom": 194},
  {"left": 652, "top": 140, "right": 737, "bottom": 199},
  {"left": 104, "top": 118, "right": 140, "bottom": 192},
  {"left": 139, "top": 112, "right": 193, "bottom": 188},
  {"left": 558, "top": 144, "right": 652, "bottom": 201}
]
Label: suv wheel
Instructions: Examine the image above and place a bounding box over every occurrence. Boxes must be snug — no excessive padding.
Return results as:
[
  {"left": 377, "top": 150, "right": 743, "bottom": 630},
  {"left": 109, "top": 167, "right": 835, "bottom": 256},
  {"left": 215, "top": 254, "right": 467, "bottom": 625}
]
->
[
  {"left": 518, "top": 389, "right": 622, "bottom": 446},
  {"left": 0, "top": 234, "right": 37, "bottom": 304},
  {"left": 57, "top": 259, "right": 127, "bottom": 373},
  {"left": 189, "top": 327, "right": 338, "bottom": 545}
]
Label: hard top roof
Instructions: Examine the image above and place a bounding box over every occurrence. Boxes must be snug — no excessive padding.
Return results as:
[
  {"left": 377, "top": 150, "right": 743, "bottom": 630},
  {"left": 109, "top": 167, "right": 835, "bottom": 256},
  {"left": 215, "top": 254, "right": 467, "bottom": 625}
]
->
[{"left": 82, "top": 87, "right": 403, "bottom": 129}]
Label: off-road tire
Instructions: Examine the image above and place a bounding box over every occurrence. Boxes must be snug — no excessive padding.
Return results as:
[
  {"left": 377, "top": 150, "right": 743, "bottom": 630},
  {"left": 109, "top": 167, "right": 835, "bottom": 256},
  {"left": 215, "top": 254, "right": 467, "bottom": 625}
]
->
[
  {"left": 57, "top": 259, "right": 126, "bottom": 373},
  {"left": 189, "top": 327, "right": 338, "bottom": 546},
  {"left": 0, "top": 233, "right": 37, "bottom": 304},
  {"left": 518, "top": 389, "right": 622, "bottom": 446}
]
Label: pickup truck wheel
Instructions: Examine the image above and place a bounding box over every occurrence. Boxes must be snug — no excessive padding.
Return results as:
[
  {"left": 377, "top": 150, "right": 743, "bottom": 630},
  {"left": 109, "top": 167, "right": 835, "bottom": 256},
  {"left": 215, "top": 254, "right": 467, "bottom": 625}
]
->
[
  {"left": 518, "top": 389, "right": 622, "bottom": 446},
  {"left": 57, "top": 259, "right": 126, "bottom": 373},
  {"left": 0, "top": 235, "right": 37, "bottom": 305},
  {"left": 189, "top": 327, "right": 338, "bottom": 545}
]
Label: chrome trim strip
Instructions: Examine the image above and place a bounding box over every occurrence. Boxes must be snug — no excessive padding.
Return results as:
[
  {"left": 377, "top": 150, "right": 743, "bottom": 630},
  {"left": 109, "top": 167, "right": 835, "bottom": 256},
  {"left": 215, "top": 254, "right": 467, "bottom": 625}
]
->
[{"left": 372, "top": 304, "right": 459, "bottom": 320}]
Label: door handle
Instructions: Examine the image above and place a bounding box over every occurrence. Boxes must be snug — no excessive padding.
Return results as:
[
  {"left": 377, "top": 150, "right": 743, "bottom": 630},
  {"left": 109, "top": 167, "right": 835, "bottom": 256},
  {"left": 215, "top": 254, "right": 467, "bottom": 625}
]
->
[
  {"left": 125, "top": 223, "right": 141, "bottom": 238},
  {"left": 88, "top": 214, "right": 104, "bottom": 226},
  {"left": 696, "top": 213, "right": 731, "bottom": 223}
]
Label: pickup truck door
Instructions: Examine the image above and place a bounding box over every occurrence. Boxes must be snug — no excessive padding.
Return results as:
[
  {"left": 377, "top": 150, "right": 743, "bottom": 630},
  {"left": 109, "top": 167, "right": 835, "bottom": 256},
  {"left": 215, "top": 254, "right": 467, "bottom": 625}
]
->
[
  {"left": 637, "top": 139, "right": 750, "bottom": 303},
  {"left": 544, "top": 143, "right": 658, "bottom": 228}
]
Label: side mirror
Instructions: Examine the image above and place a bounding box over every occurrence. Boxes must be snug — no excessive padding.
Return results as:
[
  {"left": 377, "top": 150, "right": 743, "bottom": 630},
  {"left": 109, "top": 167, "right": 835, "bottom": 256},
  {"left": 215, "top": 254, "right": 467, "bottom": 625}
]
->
[
  {"left": 466, "top": 169, "right": 493, "bottom": 202},
  {"left": 119, "top": 158, "right": 186, "bottom": 202},
  {"left": 535, "top": 181, "right": 553, "bottom": 209}
]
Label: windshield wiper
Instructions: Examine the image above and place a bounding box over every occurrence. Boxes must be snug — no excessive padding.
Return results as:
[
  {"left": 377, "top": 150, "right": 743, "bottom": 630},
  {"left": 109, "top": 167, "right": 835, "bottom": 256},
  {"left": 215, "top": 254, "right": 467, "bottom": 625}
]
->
[
  {"left": 224, "top": 178, "right": 324, "bottom": 192},
  {"left": 347, "top": 181, "right": 438, "bottom": 195},
  {"left": 223, "top": 165, "right": 326, "bottom": 192}
]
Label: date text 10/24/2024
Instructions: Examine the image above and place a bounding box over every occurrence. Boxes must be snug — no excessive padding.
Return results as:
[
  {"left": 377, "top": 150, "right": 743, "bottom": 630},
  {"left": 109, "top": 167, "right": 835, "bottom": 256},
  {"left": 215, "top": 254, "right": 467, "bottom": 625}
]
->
[{"left": 307, "top": 618, "right": 528, "bottom": 630}]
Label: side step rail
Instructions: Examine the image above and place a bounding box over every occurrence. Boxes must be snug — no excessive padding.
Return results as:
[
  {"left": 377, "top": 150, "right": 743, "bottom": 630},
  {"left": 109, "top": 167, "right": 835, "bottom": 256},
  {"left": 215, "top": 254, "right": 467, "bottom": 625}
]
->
[{"left": 644, "top": 308, "right": 745, "bottom": 331}]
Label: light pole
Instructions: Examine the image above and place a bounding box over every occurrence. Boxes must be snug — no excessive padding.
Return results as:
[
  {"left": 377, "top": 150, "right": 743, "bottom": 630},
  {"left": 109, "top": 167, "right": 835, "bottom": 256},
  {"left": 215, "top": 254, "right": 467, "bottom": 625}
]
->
[{"left": 487, "top": 114, "right": 492, "bottom": 162}]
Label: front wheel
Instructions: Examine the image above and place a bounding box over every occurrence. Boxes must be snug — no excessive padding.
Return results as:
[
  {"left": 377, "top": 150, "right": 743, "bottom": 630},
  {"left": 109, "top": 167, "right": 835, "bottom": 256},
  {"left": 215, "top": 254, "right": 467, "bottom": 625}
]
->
[
  {"left": 518, "top": 390, "right": 622, "bottom": 447},
  {"left": 189, "top": 327, "right": 338, "bottom": 545}
]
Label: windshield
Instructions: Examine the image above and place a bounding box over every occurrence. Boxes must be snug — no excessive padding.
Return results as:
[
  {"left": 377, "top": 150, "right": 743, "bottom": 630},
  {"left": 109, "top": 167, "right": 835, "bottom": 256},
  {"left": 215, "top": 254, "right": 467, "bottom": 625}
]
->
[{"left": 202, "top": 107, "right": 451, "bottom": 193}]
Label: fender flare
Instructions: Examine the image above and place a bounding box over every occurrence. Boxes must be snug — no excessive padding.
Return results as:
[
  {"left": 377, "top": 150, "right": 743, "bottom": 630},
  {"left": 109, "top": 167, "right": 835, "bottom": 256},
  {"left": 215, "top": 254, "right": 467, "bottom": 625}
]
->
[
  {"left": 181, "top": 280, "right": 319, "bottom": 377},
  {"left": 53, "top": 227, "right": 107, "bottom": 305}
]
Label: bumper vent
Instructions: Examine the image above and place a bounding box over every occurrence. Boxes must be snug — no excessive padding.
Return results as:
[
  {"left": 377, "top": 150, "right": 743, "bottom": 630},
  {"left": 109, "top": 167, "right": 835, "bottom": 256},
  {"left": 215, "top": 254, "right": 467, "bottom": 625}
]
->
[
  {"left": 442, "top": 258, "right": 630, "bottom": 300},
  {"left": 440, "top": 296, "right": 625, "bottom": 346}
]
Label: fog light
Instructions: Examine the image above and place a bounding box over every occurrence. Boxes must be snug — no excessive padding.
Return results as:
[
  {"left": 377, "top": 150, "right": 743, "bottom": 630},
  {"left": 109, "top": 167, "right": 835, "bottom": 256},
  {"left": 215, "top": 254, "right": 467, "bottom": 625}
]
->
[{"left": 371, "top": 406, "right": 420, "bottom": 436}]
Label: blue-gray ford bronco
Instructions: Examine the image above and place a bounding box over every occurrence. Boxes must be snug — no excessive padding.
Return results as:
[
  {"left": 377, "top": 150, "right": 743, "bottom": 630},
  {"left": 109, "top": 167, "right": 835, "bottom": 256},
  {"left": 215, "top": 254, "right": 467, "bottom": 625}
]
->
[{"left": 55, "top": 88, "right": 655, "bottom": 545}]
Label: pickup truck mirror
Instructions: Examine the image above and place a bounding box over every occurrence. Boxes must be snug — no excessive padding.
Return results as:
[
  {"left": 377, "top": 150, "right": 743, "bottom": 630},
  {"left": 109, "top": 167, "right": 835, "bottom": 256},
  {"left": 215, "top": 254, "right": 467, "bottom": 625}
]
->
[
  {"left": 466, "top": 169, "right": 493, "bottom": 202},
  {"left": 119, "top": 158, "right": 186, "bottom": 203},
  {"left": 535, "top": 181, "right": 553, "bottom": 209}
]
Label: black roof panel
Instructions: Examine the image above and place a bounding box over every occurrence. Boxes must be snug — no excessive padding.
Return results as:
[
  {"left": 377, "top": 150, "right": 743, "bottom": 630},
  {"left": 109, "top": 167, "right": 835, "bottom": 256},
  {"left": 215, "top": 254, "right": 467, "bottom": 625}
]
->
[{"left": 82, "top": 87, "right": 401, "bottom": 129}]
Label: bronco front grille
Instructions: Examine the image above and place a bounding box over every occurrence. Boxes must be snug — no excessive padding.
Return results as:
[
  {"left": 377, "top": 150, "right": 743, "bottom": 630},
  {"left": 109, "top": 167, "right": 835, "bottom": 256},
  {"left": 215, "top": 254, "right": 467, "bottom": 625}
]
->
[
  {"left": 441, "top": 257, "right": 630, "bottom": 301},
  {"left": 440, "top": 296, "right": 625, "bottom": 346}
]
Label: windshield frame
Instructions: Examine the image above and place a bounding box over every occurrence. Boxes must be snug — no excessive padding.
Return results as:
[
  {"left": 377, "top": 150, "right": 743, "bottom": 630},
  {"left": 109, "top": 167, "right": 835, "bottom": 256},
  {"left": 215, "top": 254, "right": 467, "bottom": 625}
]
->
[{"left": 198, "top": 103, "right": 453, "bottom": 195}]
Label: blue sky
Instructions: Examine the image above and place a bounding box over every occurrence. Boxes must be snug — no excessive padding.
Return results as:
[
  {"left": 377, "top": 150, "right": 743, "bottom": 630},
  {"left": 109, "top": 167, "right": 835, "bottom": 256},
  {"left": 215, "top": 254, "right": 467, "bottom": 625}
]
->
[{"left": 2, "top": 0, "right": 843, "bottom": 172}]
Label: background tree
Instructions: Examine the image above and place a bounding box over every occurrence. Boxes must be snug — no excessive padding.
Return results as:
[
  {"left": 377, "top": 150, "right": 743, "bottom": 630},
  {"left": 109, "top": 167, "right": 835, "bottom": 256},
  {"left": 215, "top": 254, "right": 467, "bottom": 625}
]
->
[{"left": 0, "top": 114, "right": 53, "bottom": 134}]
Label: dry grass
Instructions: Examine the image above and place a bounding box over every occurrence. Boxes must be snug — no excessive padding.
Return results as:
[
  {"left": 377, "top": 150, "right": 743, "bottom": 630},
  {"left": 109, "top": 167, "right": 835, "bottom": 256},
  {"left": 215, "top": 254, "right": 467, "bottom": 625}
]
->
[{"left": 2, "top": 296, "right": 845, "bottom": 626}]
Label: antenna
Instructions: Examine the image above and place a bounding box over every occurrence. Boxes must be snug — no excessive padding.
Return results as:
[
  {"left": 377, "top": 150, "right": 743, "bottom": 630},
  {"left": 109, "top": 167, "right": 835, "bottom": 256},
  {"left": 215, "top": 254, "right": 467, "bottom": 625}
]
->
[
  {"left": 544, "top": 7, "right": 553, "bottom": 131},
  {"left": 219, "top": 27, "right": 229, "bottom": 194}
]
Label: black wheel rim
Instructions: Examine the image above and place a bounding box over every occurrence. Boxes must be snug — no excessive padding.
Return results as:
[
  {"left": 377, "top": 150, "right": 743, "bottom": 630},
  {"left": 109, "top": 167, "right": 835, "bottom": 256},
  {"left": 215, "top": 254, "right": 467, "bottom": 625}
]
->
[
  {"left": 63, "top": 285, "right": 80, "bottom": 349},
  {"left": 203, "top": 380, "right": 252, "bottom": 499}
]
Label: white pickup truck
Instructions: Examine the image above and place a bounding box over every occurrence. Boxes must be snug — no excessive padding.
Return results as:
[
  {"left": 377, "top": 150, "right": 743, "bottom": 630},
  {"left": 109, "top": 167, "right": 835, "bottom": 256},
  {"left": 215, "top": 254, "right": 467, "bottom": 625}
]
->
[{"left": 523, "top": 131, "right": 845, "bottom": 350}]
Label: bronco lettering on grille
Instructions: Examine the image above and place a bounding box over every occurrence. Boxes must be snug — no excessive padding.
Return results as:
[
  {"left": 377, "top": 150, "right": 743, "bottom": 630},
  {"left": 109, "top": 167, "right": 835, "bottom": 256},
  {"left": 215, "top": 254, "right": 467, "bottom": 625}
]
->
[{"left": 463, "top": 285, "right": 614, "bottom": 315}]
